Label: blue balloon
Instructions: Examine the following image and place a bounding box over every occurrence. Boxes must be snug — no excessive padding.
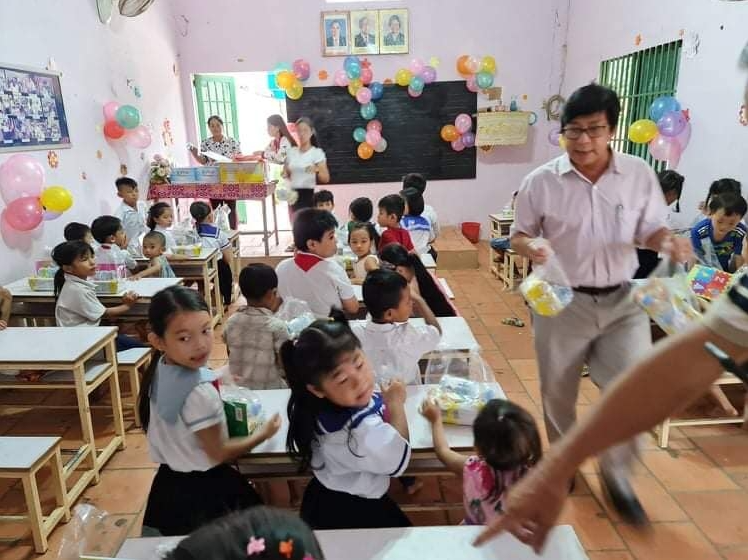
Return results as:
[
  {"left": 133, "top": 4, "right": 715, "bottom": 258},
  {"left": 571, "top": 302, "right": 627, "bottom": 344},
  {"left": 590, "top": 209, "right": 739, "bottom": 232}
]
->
[
  {"left": 370, "top": 82, "right": 384, "bottom": 101},
  {"left": 360, "top": 102, "right": 377, "bottom": 120},
  {"left": 353, "top": 127, "right": 367, "bottom": 142},
  {"left": 346, "top": 62, "right": 361, "bottom": 79},
  {"left": 344, "top": 56, "right": 359, "bottom": 71},
  {"left": 649, "top": 96, "right": 681, "bottom": 122}
]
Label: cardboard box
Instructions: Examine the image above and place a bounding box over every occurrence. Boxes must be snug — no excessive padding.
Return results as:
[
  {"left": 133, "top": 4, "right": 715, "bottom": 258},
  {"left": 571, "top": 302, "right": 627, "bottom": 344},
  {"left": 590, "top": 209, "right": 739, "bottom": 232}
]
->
[{"left": 218, "top": 162, "right": 265, "bottom": 184}]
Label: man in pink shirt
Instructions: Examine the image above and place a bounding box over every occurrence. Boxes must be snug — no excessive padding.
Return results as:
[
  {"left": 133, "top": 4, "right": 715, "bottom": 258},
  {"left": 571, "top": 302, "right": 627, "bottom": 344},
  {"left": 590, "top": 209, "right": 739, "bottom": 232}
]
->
[{"left": 509, "top": 84, "right": 691, "bottom": 525}]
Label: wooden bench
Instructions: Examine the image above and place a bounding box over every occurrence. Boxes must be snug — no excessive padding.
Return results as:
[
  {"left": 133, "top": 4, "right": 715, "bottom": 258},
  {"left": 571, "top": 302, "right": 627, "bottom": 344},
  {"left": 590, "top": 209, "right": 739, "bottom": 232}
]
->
[
  {"left": 117, "top": 348, "right": 154, "bottom": 428},
  {"left": 0, "top": 437, "right": 70, "bottom": 553},
  {"left": 500, "top": 249, "right": 530, "bottom": 291}
]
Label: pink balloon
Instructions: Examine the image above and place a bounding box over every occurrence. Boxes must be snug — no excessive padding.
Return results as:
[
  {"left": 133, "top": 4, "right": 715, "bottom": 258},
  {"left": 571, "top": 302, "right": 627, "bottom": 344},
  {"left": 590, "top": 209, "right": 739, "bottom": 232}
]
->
[
  {"left": 674, "top": 120, "right": 691, "bottom": 151},
  {"left": 365, "top": 129, "right": 382, "bottom": 147},
  {"left": 465, "top": 56, "right": 480, "bottom": 74},
  {"left": 461, "top": 132, "right": 476, "bottom": 148},
  {"left": 5, "top": 196, "right": 43, "bottom": 231},
  {"left": 466, "top": 76, "right": 479, "bottom": 93},
  {"left": 333, "top": 69, "right": 349, "bottom": 87},
  {"left": 103, "top": 101, "right": 121, "bottom": 121},
  {"left": 292, "top": 59, "right": 310, "bottom": 81},
  {"left": 360, "top": 67, "right": 373, "bottom": 85},
  {"left": 407, "top": 86, "right": 422, "bottom": 98},
  {"left": 1, "top": 210, "right": 36, "bottom": 250},
  {"left": 366, "top": 120, "right": 382, "bottom": 132},
  {"left": 649, "top": 135, "right": 682, "bottom": 163},
  {"left": 454, "top": 113, "right": 472, "bottom": 134},
  {"left": 421, "top": 66, "right": 437, "bottom": 84},
  {"left": 547, "top": 127, "right": 561, "bottom": 146},
  {"left": 451, "top": 138, "right": 465, "bottom": 152},
  {"left": 409, "top": 58, "right": 425, "bottom": 75},
  {"left": 0, "top": 154, "right": 45, "bottom": 204},
  {"left": 356, "top": 87, "right": 372, "bottom": 104},
  {"left": 126, "top": 125, "right": 152, "bottom": 149}
]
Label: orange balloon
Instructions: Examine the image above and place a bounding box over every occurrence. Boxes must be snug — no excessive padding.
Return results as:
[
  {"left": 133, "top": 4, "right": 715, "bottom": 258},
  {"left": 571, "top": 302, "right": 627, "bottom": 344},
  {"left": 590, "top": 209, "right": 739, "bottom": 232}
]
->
[
  {"left": 357, "top": 142, "right": 374, "bottom": 160},
  {"left": 440, "top": 124, "right": 460, "bottom": 142},
  {"left": 277, "top": 71, "right": 295, "bottom": 90},
  {"left": 456, "top": 55, "right": 472, "bottom": 77}
]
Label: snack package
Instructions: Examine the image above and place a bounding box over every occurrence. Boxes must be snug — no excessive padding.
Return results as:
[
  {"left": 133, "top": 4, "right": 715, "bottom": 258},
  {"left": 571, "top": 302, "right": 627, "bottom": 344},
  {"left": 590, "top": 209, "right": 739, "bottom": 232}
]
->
[
  {"left": 221, "top": 385, "right": 265, "bottom": 438},
  {"left": 687, "top": 264, "right": 733, "bottom": 301},
  {"left": 519, "top": 239, "right": 573, "bottom": 317},
  {"left": 275, "top": 297, "right": 315, "bottom": 338},
  {"left": 427, "top": 373, "right": 499, "bottom": 426}
]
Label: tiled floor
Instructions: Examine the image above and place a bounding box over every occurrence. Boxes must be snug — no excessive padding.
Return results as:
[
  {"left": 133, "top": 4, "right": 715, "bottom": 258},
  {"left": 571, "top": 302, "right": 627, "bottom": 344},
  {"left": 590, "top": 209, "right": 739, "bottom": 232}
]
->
[{"left": 1, "top": 242, "right": 748, "bottom": 559}]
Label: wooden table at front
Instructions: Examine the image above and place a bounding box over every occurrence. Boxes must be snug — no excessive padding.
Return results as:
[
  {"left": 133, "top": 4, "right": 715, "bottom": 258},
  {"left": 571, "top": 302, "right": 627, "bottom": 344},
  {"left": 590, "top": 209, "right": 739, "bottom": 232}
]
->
[
  {"left": 117, "top": 525, "right": 588, "bottom": 560},
  {"left": 5, "top": 277, "right": 183, "bottom": 325},
  {"left": 148, "top": 181, "right": 279, "bottom": 256},
  {"left": 0, "top": 327, "right": 125, "bottom": 505}
]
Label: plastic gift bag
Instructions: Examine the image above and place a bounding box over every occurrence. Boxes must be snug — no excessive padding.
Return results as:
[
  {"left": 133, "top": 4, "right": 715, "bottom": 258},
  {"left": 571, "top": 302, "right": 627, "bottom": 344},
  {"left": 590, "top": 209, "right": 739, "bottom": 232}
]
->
[
  {"left": 275, "top": 297, "right": 315, "bottom": 338},
  {"left": 427, "top": 373, "right": 500, "bottom": 426},
  {"left": 519, "top": 239, "right": 573, "bottom": 317},
  {"left": 55, "top": 504, "right": 127, "bottom": 560},
  {"left": 221, "top": 385, "right": 265, "bottom": 438},
  {"left": 424, "top": 347, "right": 490, "bottom": 386},
  {"left": 631, "top": 257, "right": 701, "bottom": 335},
  {"left": 214, "top": 202, "right": 232, "bottom": 232}
]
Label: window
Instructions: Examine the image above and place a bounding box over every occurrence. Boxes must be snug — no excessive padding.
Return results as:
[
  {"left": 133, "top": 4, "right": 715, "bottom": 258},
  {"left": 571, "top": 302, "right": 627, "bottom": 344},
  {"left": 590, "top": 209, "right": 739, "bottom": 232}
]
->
[
  {"left": 193, "top": 74, "right": 239, "bottom": 141},
  {"left": 599, "top": 40, "right": 682, "bottom": 170}
]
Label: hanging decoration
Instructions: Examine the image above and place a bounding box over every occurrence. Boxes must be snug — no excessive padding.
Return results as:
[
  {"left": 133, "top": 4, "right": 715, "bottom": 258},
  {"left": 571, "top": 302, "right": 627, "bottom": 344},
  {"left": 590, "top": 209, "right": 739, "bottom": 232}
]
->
[
  {"left": 627, "top": 96, "right": 691, "bottom": 168},
  {"left": 457, "top": 54, "right": 497, "bottom": 93},
  {"left": 101, "top": 100, "right": 152, "bottom": 150},
  {"left": 441, "top": 113, "right": 475, "bottom": 151}
]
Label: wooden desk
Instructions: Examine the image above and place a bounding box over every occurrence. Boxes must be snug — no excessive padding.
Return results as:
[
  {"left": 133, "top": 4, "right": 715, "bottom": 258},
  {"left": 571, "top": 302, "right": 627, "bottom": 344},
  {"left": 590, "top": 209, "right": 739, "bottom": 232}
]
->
[
  {"left": 0, "top": 327, "right": 125, "bottom": 504},
  {"left": 5, "top": 277, "right": 182, "bottom": 324},
  {"left": 336, "top": 251, "right": 436, "bottom": 273},
  {"left": 117, "top": 525, "right": 588, "bottom": 560}
]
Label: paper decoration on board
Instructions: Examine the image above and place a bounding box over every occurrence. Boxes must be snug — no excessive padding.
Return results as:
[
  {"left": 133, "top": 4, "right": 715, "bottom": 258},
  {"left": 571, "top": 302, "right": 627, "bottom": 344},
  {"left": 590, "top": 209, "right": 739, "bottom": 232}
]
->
[
  {"left": 475, "top": 111, "right": 529, "bottom": 146},
  {"left": 81, "top": 171, "right": 87, "bottom": 180},
  {"left": 47, "top": 151, "right": 59, "bottom": 168},
  {"left": 634, "top": 34, "right": 643, "bottom": 46},
  {"left": 120, "top": 164, "right": 127, "bottom": 175},
  {"left": 162, "top": 118, "right": 174, "bottom": 146},
  {"left": 318, "top": 70, "right": 328, "bottom": 81},
  {"left": 683, "top": 32, "right": 700, "bottom": 59},
  {"left": 96, "top": 150, "right": 103, "bottom": 159}
]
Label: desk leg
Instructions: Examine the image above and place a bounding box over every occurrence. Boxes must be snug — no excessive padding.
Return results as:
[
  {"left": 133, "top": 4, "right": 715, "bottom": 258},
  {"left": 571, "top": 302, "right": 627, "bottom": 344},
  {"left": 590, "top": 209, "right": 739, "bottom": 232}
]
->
[
  {"left": 262, "top": 195, "right": 270, "bottom": 257},
  {"left": 22, "top": 472, "right": 47, "bottom": 553},
  {"left": 73, "top": 363, "right": 98, "bottom": 480},
  {"left": 51, "top": 447, "right": 71, "bottom": 521},
  {"left": 105, "top": 339, "right": 126, "bottom": 450},
  {"left": 202, "top": 262, "right": 214, "bottom": 319},
  {"left": 272, "top": 192, "right": 279, "bottom": 245}
]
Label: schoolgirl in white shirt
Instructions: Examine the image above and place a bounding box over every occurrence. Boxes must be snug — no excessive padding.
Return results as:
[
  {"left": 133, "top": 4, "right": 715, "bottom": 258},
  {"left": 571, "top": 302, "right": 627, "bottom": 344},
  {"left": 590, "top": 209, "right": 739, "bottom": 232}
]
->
[
  {"left": 147, "top": 202, "right": 178, "bottom": 253},
  {"left": 254, "top": 114, "right": 297, "bottom": 168},
  {"left": 283, "top": 117, "right": 330, "bottom": 214},
  {"left": 139, "top": 285, "right": 281, "bottom": 536},
  {"left": 283, "top": 312, "right": 412, "bottom": 529}
]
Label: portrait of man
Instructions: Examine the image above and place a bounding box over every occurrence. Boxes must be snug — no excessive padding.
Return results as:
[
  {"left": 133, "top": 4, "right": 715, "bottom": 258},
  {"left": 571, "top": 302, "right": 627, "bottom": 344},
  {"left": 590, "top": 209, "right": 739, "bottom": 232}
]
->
[
  {"left": 351, "top": 10, "right": 378, "bottom": 55},
  {"left": 321, "top": 12, "right": 350, "bottom": 56}
]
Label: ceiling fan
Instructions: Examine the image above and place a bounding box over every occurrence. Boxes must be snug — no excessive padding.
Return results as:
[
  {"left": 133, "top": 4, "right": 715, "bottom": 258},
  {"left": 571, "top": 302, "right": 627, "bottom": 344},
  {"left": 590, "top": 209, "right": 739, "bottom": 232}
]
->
[{"left": 118, "top": 0, "right": 157, "bottom": 17}]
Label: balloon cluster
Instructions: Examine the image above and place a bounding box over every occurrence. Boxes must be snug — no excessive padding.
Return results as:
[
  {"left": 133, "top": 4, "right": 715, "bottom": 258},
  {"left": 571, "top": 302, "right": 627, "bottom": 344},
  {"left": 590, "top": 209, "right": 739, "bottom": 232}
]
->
[
  {"left": 440, "top": 113, "right": 475, "bottom": 152},
  {"left": 102, "top": 101, "right": 151, "bottom": 148},
  {"left": 547, "top": 127, "right": 567, "bottom": 150},
  {"left": 628, "top": 96, "right": 691, "bottom": 167},
  {"left": 457, "top": 55, "right": 496, "bottom": 92},
  {"left": 354, "top": 120, "right": 387, "bottom": 160},
  {"left": 393, "top": 58, "right": 437, "bottom": 98},
  {"left": 275, "top": 59, "right": 310, "bottom": 101},
  {"left": 335, "top": 56, "right": 381, "bottom": 110},
  {"left": 0, "top": 154, "right": 73, "bottom": 232}
]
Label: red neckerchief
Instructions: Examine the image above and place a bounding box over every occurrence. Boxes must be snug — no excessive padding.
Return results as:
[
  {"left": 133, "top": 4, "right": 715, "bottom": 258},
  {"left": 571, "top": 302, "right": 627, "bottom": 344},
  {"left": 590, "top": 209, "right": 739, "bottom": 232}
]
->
[{"left": 294, "top": 251, "right": 324, "bottom": 272}]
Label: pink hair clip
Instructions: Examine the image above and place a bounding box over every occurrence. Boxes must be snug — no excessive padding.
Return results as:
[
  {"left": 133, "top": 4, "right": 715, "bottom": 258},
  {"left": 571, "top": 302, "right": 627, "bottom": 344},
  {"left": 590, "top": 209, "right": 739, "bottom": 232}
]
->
[
  {"left": 247, "top": 536, "right": 266, "bottom": 556},
  {"left": 303, "top": 555, "right": 315, "bottom": 560}
]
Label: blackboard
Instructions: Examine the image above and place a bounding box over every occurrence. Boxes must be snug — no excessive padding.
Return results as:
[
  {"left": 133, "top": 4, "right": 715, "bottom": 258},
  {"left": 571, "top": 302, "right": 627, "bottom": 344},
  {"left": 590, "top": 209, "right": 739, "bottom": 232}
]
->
[{"left": 286, "top": 81, "right": 476, "bottom": 184}]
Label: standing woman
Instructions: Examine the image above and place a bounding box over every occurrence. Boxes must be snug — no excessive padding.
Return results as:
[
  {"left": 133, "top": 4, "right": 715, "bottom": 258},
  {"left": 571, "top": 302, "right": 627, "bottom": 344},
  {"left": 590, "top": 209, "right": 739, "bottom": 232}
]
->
[
  {"left": 189, "top": 115, "right": 241, "bottom": 229},
  {"left": 254, "top": 114, "right": 297, "bottom": 173},
  {"left": 283, "top": 117, "right": 329, "bottom": 216}
]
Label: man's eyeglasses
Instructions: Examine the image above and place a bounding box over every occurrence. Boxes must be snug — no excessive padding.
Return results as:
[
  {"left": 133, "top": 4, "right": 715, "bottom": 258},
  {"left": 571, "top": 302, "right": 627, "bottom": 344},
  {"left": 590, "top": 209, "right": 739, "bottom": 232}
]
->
[{"left": 561, "top": 125, "right": 610, "bottom": 139}]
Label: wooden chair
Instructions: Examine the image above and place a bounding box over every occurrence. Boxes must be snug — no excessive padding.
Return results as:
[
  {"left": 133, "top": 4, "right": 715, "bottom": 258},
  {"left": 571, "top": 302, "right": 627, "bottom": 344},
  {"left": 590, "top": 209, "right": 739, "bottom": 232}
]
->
[
  {"left": 500, "top": 249, "right": 530, "bottom": 291},
  {"left": 0, "top": 437, "right": 70, "bottom": 553},
  {"left": 116, "top": 347, "right": 154, "bottom": 427}
]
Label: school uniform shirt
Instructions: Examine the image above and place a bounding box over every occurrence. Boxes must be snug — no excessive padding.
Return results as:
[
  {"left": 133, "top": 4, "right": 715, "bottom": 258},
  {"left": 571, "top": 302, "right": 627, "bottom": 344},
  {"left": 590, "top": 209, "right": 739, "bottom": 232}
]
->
[
  {"left": 401, "top": 215, "right": 433, "bottom": 255},
  {"left": 115, "top": 201, "right": 148, "bottom": 256},
  {"left": 703, "top": 270, "right": 748, "bottom": 347},
  {"left": 55, "top": 273, "right": 105, "bottom": 327},
  {"left": 146, "top": 359, "right": 227, "bottom": 472},
  {"left": 196, "top": 223, "right": 230, "bottom": 261},
  {"left": 691, "top": 218, "right": 746, "bottom": 271},
  {"left": 222, "top": 306, "right": 289, "bottom": 389},
  {"left": 350, "top": 320, "right": 441, "bottom": 385},
  {"left": 313, "top": 393, "right": 411, "bottom": 498},
  {"left": 154, "top": 225, "right": 177, "bottom": 253},
  {"left": 95, "top": 243, "right": 137, "bottom": 273},
  {"left": 285, "top": 146, "right": 326, "bottom": 191},
  {"left": 276, "top": 252, "right": 356, "bottom": 318},
  {"left": 422, "top": 204, "right": 440, "bottom": 240},
  {"left": 154, "top": 255, "right": 175, "bottom": 278},
  {"left": 379, "top": 227, "right": 414, "bottom": 252}
]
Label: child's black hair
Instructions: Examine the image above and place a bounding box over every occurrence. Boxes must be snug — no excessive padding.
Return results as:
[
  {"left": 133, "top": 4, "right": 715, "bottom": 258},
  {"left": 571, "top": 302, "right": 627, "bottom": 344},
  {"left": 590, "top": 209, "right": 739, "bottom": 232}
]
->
[
  {"left": 400, "top": 187, "right": 424, "bottom": 216},
  {"left": 138, "top": 286, "right": 211, "bottom": 431},
  {"left": 362, "top": 269, "right": 408, "bottom": 321},
  {"left": 402, "top": 173, "right": 427, "bottom": 194},
  {"left": 657, "top": 170, "right": 685, "bottom": 213},
  {"left": 349, "top": 197, "right": 373, "bottom": 222},
  {"left": 147, "top": 202, "right": 172, "bottom": 230},
  {"left": 239, "top": 263, "right": 278, "bottom": 302},
  {"left": 51, "top": 240, "right": 94, "bottom": 297},
  {"left": 473, "top": 399, "right": 542, "bottom": 502},
  {"left": 91, "top": 215, "right": 123, "bottom": 244},
  {"left": 143, "top": 230, "right": 166, "bottom": 248},
  {"left": 115, "top": 176, "right": 138, "bottom": 192},
  {"left": 190, "top": 201, "right": 212, "bottom": 224},
  {"left": 705, "top": 178, "right": 742, "bottom": 210},
  {"left": 561, "top": 83, "right": 621, "bottom": 130},
  {"left": 165, "top": 506, "right": 325, "bottom": 560},
  {"left": 378, "top": 194, "right": 406, "bottom": 221},
  {"left": 281, "top": 310, "right": 360, "bottom": 472},
  {"left": 63, "top": 222, "right": 91, "bottom": 242},
  {"left": 312, "top": 189, "right": 334, "bottom": 207},
  {"left": 708, "top": 192, "right": 748, "bottom": 217},
  {"left": 379, "top": 243, "right": 456, "bottom": 317},
  {"left": 292, "top": 208, "right": 338, "bottom": 252},
  {"left": 347, "top": 221, "right": 380, "bottom": 248}
]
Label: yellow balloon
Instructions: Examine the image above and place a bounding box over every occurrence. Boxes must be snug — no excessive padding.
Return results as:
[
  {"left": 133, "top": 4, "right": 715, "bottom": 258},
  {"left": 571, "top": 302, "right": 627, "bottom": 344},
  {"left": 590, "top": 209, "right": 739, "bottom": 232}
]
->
[
  {"left": 395, "top": 68, "right": 412, "bottom": 87},
  {"left": 276, "top": 71, "right": 295, "bottom": 90},
  {"left": 559, "top": 136, "right": 567, "bottom": 151},
  {"left": 40, "top": 186, "right": 73, "bottom": 213},
  {"left": 286, "top": 83, "right": 303, "bottom": 100},
  {"left": 347, "top": 78, "right": 362, "bottom": 96},
  {"left": 480, "top": 56, "right": 496, "bottom": 74},
  {"left": 628, "top": 119, "right": 658, "bottom": 144}
]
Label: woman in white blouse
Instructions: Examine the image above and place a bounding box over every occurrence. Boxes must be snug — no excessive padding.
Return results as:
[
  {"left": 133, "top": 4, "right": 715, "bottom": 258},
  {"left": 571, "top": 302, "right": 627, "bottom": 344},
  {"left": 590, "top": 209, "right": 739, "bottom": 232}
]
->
[
  {"left": 189, "top": 115, "right": 241, "bottom": 229},
  {"left": 283, "top": 117, "right": 330, "bottom": 215},
  {"left": 254, "top": 114, "right": 297, "bottom": 172}
]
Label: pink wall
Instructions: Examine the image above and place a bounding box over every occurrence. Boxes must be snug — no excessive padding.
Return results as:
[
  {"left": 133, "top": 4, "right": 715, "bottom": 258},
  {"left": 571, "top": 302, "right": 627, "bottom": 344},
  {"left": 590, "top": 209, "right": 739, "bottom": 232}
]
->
[
  {"left": 564, "top": 0, "right": 748, "bottom": 223},
  {"left": 169, "top": 0, "right": 569, "bottom": 233},
  {"left": 0, "top": 1, "right": 188, "bottom": 285}
]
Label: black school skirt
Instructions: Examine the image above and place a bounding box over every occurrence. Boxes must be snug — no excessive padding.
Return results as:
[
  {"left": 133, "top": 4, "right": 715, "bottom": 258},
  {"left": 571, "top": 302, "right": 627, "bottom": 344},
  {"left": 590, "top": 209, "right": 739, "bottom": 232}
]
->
[
  {"left": 300, "top": 477, "right": 411, "bottom": 530},
  {"left": 143, "top": 463, "right": 262, "bottom": 536}
]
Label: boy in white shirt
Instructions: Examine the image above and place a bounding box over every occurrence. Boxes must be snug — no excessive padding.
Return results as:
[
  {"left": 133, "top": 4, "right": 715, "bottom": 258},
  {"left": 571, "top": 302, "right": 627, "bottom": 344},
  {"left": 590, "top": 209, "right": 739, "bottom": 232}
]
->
[
  {"left": 114, "top": 177, "right": 148, "bottom": 257},
  {"left": 400, "top": 188, "right": 433, "bottom": 255},
  {"left": 403, "top": 173, "right": 439, "bottom": 259},
  {"left": 91, "top": 215, "right": 138, "bottom": 276},
  {"left": 190, "top": 201, "right": 234, "bottom": 307},
  {"left": 276, "top": 208, "right": 359, "bottom": 318}
]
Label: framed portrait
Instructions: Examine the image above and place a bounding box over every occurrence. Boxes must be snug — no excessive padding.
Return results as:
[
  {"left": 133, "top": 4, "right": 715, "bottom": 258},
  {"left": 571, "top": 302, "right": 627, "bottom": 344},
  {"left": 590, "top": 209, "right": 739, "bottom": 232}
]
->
[
  {"left": 379, "top": 9, "right": 408, "bottom": 55},
  {"left": 321, "top": 12, "right": 350, "bottom": 57},
  {"left": 350, "top": 10, "right": 379, "bottom": 56}
]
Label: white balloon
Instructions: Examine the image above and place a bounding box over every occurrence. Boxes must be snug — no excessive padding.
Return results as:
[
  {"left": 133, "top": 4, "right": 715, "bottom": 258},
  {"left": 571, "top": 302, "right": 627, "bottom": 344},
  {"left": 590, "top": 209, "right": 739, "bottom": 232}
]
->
[{"left": 374, "top": 138, "right": 388, "bottom": 153}]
